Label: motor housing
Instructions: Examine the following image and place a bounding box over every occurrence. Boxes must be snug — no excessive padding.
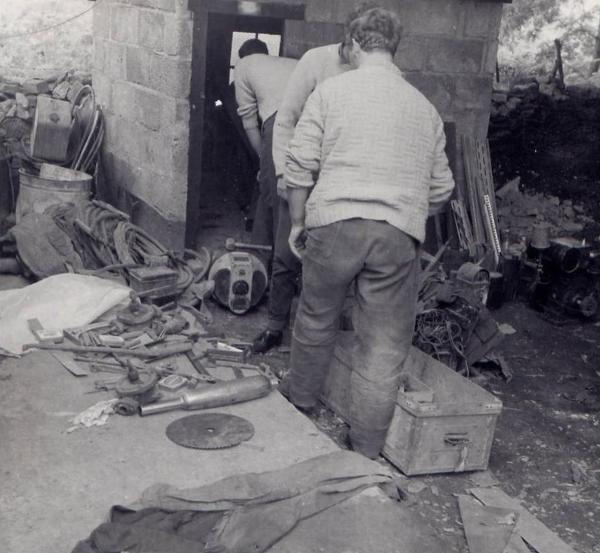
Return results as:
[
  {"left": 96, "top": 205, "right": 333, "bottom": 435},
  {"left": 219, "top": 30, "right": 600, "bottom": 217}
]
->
[{"left": 209, "top": 251, "right": 267, "bottom": 314}]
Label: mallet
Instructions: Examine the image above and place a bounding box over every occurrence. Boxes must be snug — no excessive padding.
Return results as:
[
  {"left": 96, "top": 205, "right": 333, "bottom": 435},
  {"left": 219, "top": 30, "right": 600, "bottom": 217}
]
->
[{"left": 225, "top": 238, "right": 272, "bottom": 252}]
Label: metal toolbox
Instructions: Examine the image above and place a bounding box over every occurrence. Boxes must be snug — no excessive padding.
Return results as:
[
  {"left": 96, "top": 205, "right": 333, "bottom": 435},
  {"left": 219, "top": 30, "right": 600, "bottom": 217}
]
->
[{"left": 321, "top": 332, "right": 503, "bottom": 475}]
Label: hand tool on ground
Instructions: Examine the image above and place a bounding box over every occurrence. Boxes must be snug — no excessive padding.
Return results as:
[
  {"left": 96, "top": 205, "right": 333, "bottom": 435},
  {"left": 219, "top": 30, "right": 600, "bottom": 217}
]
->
[
  {"left": 24, "top": 343, "right": 160, "bottom": 359},
  {"left": 64, "top": 321, "right": 115, "bottom": 344},
  {"left": 179, "top": 281, "right": 215, "bottom": 325},
  {"left": 166, "top": 413, "right": 255, "bottom": 449},
  {"left": 90, "top": 364, "right": 127, "bottom": 374},
  {"left": 186, "top": 351, "right": 219, "bottom": 383},
  {"left": 116, "top": 292, "right": 158, "bottom": 329},
  {"left": 140, "top": 375, "right": 271, "bottom": 416},
  {"left": 225, "top": 238, "right": 272, "bottom": 253},
  {"left": 115, "top": 361, "right": 159, "bottom": 405}
]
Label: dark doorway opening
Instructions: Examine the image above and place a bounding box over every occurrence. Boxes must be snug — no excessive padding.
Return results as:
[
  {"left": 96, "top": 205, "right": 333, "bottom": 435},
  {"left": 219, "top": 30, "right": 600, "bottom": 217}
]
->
[{"left": 186, "top": 2, "right": 306, "bottom": 249}]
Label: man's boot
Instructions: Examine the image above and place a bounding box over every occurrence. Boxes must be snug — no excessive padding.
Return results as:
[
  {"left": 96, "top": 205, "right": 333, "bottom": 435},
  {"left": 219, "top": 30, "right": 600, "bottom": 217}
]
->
[{"left": 252, "top": 329, "right": 283, "bottom": 353}]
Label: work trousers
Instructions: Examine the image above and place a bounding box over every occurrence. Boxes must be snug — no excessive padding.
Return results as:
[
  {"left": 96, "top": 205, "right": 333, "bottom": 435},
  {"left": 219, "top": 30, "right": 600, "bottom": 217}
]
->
[
  {"left": 251, "top": 114, "right": 279, "bottom": 250},
  {"left": 267, "top": 198, "right": 302, "bottom": 331},
  {"left": 288, "top": 219, "right": 420, "bottom": 458}
]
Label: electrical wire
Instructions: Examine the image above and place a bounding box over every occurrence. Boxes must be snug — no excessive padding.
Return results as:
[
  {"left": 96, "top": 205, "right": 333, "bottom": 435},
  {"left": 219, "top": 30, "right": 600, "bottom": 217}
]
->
[{"left": 0, "top": 0, "right": 104, "bottom": 41}]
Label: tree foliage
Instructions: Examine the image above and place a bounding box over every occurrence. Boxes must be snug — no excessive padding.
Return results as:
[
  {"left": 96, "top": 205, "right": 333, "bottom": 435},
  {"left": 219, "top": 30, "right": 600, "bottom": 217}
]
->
[{"left": 499, "top": 0, "right": 599, "bottom": 80}]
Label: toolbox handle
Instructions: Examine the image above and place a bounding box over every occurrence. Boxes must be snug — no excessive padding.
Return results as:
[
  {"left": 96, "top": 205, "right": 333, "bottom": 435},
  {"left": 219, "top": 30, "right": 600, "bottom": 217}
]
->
[{"left": 444, "top": 432, "right": 470, "bottom": 446}]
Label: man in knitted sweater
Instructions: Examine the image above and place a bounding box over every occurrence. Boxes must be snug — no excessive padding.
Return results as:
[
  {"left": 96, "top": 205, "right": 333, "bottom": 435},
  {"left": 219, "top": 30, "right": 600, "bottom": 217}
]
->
[{"left": 283, "top": 7, "right": 455, "bottom": 459}]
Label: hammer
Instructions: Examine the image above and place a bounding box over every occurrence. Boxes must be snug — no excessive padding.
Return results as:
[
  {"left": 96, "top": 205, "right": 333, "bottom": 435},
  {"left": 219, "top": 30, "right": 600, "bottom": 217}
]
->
[{"left": 225, "top": 238, "right": 272, "bottom": 253}]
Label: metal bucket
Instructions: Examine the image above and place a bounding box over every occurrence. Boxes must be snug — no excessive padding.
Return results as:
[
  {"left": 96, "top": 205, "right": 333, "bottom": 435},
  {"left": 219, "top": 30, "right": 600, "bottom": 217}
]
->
[{"left": 16, "top": 164, "right": 92, "bottom": 221}]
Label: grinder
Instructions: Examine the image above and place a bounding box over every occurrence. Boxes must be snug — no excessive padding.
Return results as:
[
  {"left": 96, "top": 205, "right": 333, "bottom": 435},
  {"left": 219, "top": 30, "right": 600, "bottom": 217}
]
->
[{"left": 209, "top": 251, "right": 268, "bottom": 314}]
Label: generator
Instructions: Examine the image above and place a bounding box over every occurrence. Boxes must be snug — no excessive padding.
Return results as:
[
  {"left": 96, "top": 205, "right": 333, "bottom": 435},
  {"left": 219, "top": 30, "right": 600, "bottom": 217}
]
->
[{"left": 208, "top": 251, "right": 268, "bottom": 315}]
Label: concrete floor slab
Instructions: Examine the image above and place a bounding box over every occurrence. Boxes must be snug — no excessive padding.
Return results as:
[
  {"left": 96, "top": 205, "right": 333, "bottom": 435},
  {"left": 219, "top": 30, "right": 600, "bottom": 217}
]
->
[{"left": 0, "top": 351, "right": 338, "bottom": 553}]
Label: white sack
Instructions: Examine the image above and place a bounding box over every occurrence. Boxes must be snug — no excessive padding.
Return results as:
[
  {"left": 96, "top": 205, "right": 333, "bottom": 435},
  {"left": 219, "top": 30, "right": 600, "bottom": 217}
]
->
[{"left": 0, "top": 274, "right": 130, "bottom": 355}]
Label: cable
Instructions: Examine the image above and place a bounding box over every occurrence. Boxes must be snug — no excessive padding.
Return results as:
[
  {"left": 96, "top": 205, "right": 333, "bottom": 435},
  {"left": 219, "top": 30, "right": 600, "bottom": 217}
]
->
[{"left": 0, "top": 0, "right": 104, "bottom": 41}]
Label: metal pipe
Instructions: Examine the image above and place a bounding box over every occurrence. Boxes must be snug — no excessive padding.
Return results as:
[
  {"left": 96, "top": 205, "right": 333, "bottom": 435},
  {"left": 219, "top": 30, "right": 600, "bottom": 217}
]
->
[{"left": 140, "top": 375, "right": 271, "bottom": 416}]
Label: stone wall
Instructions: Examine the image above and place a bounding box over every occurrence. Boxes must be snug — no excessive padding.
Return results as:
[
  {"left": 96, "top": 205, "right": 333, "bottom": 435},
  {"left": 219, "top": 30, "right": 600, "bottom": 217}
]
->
[
  {"left": 94, "top": 0, "right": 504, "bottom": 248},
  {"left": 93, "top": 0, "right": 193, "bottom": 249}
]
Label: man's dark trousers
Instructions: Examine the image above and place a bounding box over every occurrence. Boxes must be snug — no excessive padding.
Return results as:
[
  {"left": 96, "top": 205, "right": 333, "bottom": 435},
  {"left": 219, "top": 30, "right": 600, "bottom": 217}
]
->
[
  {"left": 288, "top": 219, "right": 420, "bottom": 458},
  {"left": 266, "top": 198, "right": 302, "bottom": 332},
  {"left": 251, "top": 114, "right": 278, "bottom": 248}
]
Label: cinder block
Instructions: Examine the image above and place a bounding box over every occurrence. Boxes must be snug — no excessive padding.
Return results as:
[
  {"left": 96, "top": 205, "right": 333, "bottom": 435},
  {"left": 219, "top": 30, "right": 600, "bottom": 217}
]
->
[
  {"left": 92, "top": 72, "right": 113, "bottom": 111},
  {"left": 394, "top": 35, "right": 429, "bottom": 72},
  {"left": 139, "top": 10, "right": 165, "bottom": 51},
  {"left": 145, "top": 129, "right": 172, "bottom": 171},
  {"left": 106, "top": 41, "right": 128, "bottom": 80},
  {"left": 282, "top": 21, "right": 344, "bottom": 59},
  {"left": 455, "top": 75, "right": 493, "bottom": 110},
  {"left": 163, "top": 14, "right": 193, "bottom": 56},
  {"left": 426, "top": 38, "right": 485, "bottom": 74},
  {"left": 93, "top": 38, "right": 108, "bottom": 74},
  {"left": 484, "top": 40, "right": 499, "bottom": 75},
  {"left": 306, "top": 0, "right": 397, "bottom": 24},
  {"left": 147, "top": 52, "right": 192, "bottom": 98},
  {"left": 399, "top": 0, "right": 462, "bottom": 37},
  {"left": 463, "top": 1, "right": 503, "bottom": 38},
  {"left": 102, "top": 111, "right": 120, "bottom": 152},
  {"left": 117, "top": 120, "right": 147, "bottom": 166},
  {"left": 131, "top": 167, "right": 183, "bottom": 221},
  {"left": 93, "top": 0, "right": 111, "bottom": 40},
  {"left": 404, "top": 72, "right": 455, "bottom": 115},
  {"left": 111, "top": 80, "right": 136, "bottom": 119},
  {"left": 134, "top": 86, "right": 163, "bottom": 131},
  {"left": 161, "top": 98, "right": 190, "bottom": 127},
  {"left": 170, "top": 122, "right": 190, "bottom": 175},
  {"left": 126, "top": 45, "right": 149, "bottom": 86},
  {"left": 111, "top": 4, "right": 139, "bottom": 44},
  {"left": 455, "top": 108, "right": 490, "bottom": 139}
]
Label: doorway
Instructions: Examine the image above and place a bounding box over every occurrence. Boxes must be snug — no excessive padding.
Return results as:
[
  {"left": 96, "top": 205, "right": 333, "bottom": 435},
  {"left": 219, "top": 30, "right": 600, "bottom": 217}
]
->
[{"left": 185, "top": 1, "right": 307, "bottom": 249}]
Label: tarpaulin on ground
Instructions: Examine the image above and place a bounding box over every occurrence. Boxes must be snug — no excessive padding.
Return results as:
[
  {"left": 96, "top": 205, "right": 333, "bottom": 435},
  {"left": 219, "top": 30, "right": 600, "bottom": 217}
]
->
[
  {"left": 0, "top": 274, "right": 130, "bottom": 355},
  {"left": 72, "top": 451, "right": 392, "bottom": 553}
]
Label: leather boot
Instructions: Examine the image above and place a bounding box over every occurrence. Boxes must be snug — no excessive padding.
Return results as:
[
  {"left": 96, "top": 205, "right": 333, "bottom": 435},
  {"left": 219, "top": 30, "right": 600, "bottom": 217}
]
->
[{"left": 252, "top": 329, "right": 283, "bottom": 354}]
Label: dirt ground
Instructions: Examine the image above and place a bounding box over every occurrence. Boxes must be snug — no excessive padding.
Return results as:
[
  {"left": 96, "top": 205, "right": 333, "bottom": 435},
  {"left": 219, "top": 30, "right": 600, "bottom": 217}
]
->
[{"left": 195, "top": 281, "right": 600, "bottom": 553}]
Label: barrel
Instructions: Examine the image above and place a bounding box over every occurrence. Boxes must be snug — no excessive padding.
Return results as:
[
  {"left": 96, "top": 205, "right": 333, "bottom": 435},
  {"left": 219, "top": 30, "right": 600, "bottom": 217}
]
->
[{"left": 16, "top": 164, "right": 92, "bottom": 221}]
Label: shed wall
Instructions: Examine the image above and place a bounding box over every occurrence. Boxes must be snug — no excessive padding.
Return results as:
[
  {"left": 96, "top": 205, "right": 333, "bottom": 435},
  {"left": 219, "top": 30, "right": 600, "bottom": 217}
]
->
[{"left": 93, "top": 0, "right": 503, "bottom": 248}]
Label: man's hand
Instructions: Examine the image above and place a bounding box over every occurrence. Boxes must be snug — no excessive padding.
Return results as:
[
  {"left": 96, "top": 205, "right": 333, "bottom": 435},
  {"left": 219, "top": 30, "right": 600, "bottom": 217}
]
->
[{"left": 288, "top": 224, "right": 307, "bottom": 259}]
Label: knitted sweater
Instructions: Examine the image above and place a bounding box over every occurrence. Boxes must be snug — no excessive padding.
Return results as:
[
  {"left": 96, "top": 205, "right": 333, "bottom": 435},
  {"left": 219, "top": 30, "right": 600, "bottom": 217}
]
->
[
  {"left": 273, "top": 44, "right": 350, "bottom": 189},
  {"left": 234, "top": 54, "right": 297, "bottom": 131},
  {"left": 285, "top": 63, "right": 455, "bottom": 243}
]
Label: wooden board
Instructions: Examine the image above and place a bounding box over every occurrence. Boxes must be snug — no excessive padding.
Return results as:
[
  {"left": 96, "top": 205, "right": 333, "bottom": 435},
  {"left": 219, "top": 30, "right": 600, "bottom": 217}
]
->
[
  {"left": 470, "top": 487, "right": 578, "bottom": 553},
  {"left": 457, "top": 494, "right": 518, "bottom": 553}
]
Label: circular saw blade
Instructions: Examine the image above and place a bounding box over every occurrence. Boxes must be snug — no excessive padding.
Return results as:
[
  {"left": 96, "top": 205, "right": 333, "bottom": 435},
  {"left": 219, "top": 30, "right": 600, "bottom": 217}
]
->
[{"left": 166, "top": 413, "right": 255, "bottom": 450}]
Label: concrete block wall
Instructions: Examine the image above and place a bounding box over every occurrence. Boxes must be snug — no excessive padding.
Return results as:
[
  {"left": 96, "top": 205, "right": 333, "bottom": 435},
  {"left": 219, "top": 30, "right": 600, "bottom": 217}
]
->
[
  {"left": 93, "top": 0, "right": 193, "bottom": 249},
  {"left": 93, "top": 0, "right": 504, "bottom": 247},
  {"left": 303, "top": 0, "right": 502, "bottom": 139}
]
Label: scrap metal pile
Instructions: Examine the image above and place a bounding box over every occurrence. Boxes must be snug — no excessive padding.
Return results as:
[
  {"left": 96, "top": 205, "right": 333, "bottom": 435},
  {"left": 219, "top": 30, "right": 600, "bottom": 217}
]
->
[
  {"left": 0, "top": 200, "right": 209, "bottom": 299},
  {"left": 21, "top": 278, "right": 276, "bottom": 427},
  {"left": 414, "top": 256, "right": 508, "bottom": 379}
]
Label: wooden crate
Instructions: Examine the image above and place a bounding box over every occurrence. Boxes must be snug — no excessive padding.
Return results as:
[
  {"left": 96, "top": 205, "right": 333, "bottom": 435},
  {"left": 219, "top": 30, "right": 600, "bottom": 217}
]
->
[{"left": 321, "top": 332, "right": 503, "bottom": 475}]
